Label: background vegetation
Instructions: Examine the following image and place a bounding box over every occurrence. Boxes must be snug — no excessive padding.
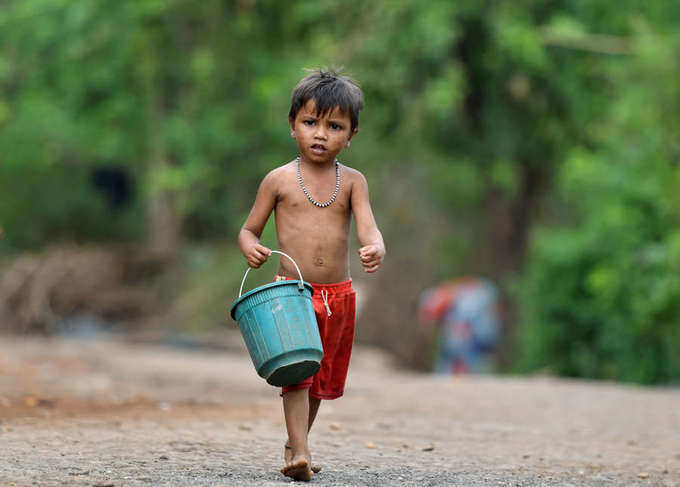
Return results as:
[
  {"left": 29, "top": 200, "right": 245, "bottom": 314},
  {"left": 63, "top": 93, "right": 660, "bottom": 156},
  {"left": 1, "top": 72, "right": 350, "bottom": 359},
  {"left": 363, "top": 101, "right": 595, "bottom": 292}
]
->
[{"left": 1, "top": 0, "right": 679, "bottom": 384}]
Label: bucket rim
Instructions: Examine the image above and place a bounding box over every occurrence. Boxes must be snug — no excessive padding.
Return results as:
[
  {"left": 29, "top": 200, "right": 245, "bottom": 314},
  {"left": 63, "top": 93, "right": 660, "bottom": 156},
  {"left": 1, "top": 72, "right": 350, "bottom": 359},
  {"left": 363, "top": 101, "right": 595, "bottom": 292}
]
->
[{"left": 230, "top": 280, "right": 314, "bottom": 320}]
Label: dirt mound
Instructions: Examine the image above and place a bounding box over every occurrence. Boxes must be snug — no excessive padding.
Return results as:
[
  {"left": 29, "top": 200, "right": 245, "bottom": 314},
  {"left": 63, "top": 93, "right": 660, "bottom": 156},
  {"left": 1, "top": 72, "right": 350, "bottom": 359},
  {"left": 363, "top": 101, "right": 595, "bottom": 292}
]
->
[{"left": 0, "top": 245, "right": 172, "bottom": 332}]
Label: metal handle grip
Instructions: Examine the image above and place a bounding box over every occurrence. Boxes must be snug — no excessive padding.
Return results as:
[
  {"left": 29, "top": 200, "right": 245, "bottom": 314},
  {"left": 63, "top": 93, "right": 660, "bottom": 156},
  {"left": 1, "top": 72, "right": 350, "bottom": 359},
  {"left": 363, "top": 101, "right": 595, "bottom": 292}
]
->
[{"left": 239, "top": 250, "right": 305, "bottom": 297}]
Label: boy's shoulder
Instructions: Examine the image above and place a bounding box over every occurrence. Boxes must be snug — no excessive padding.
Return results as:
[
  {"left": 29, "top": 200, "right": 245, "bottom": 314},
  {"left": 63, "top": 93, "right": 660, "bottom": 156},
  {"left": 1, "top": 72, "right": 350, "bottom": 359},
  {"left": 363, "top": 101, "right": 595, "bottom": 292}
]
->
[
  {"left": 267, "top": 159, "right": 297, "bottom": 177},
  {"left": 339, "top": 162, "right": 364, "bottom": 179},
  {"left": 340, "top": 163, "right": 370, "bottom": 190},
  {"left": 259, "top": 160, "right": 296, "bottom": 187}
]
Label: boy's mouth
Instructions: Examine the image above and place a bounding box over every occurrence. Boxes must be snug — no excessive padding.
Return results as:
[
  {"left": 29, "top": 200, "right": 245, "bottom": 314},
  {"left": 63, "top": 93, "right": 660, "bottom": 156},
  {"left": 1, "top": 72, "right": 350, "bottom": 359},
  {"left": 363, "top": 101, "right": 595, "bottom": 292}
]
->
[{"left": 310, "top": 144, "right": 327, "bottom": 153}]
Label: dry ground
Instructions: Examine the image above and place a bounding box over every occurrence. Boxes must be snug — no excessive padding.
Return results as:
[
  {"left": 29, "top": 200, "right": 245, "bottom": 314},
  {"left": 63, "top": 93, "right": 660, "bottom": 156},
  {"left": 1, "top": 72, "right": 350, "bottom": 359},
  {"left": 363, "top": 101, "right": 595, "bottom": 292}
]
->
[{"left": 0, "top": 333, "right": 679, "bottom": 486}]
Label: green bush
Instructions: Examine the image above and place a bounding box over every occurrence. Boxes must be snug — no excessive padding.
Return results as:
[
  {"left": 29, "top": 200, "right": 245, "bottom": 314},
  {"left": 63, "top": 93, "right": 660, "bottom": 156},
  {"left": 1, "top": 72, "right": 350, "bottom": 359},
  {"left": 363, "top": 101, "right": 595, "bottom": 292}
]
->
[
  {"left": 517, "top": 89, "right": 680, "bottom": 384},
  {"left": 516, "top": 24, "right": 680, "bottom": 384}
]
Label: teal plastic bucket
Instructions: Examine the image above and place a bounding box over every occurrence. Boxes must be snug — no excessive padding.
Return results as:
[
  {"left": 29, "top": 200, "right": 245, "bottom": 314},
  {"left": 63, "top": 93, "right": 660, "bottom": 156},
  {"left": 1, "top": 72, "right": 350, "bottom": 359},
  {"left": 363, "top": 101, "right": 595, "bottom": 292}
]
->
[{"left": 230, "top": 251, "right": 323, "bottom": 386}]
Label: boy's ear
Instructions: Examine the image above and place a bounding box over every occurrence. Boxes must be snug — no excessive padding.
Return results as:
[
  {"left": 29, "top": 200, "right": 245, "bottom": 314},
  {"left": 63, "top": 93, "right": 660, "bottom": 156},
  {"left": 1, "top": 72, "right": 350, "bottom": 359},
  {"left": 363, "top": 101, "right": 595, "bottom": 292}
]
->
[
  {"left": 289, "top": 118, "right": 296, "bottom": 138},
  {"left": 348, "top": 128, "right": 359, "bottom": 141}
]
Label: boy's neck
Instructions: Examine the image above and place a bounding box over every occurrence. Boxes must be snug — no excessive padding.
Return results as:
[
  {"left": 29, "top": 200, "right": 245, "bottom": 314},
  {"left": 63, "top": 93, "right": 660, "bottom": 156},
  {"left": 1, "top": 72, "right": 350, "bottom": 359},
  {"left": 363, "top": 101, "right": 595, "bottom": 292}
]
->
[{"left": 298, "top": 155, "right": 339, "bottom": 170}]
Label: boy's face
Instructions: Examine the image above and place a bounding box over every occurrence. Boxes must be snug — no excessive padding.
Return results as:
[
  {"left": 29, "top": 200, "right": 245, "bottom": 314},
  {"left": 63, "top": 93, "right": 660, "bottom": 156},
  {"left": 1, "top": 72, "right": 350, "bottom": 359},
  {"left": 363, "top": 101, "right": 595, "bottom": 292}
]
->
[{"left": 289, "top": 99, "right": 357, "bottom": 164}]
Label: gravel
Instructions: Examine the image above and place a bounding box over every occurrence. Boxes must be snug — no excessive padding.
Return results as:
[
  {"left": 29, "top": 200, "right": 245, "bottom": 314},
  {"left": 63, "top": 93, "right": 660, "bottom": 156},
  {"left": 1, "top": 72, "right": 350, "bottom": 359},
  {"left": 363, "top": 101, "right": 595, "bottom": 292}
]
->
[{"left": 1, "top": 335, "right": 679, "bottom": 486}]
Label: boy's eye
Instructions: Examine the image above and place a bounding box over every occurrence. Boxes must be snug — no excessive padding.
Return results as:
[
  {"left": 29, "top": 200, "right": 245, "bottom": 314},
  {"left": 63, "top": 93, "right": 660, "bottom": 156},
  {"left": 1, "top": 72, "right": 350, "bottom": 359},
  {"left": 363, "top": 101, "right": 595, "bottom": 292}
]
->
[
  {"left": 330, "top": 123, "right": 342, "bottom": 130},
  {"left": 303, "top": 120, "right": 315, "bottom": 126}
]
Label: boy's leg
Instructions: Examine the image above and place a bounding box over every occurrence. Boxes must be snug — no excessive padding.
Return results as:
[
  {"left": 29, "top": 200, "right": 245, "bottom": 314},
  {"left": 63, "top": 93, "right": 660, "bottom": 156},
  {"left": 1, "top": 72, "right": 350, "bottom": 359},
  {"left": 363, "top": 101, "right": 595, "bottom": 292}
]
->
[
  {"left": 281, "top": 279, "right": 354, "bottom": 476},
  {"left": 308, "top": 396, "right": 321, "bottom": 429},
  {"left": 308, "top": 397, "right": 322, "bottom": 473},
  {"left": 281, "top": 389, "right": 314, "bottom": 481},
  {"left": 284, "top": 395, "right": 322, "bottom": 471}
]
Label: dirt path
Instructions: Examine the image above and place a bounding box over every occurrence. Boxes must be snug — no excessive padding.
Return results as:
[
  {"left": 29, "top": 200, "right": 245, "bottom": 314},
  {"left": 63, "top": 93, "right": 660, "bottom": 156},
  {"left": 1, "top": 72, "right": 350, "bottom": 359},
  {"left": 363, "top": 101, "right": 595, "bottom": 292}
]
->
[{"left": 1, "top": 334, "right": 679, "bottom": 486}]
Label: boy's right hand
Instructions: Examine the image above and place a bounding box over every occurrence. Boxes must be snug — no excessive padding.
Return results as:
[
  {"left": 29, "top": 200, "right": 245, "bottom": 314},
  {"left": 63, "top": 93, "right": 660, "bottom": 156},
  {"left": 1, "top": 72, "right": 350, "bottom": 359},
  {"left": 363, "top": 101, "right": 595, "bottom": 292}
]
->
[{"left": 245, "top": 243, "right": 272, "bottom": 269}]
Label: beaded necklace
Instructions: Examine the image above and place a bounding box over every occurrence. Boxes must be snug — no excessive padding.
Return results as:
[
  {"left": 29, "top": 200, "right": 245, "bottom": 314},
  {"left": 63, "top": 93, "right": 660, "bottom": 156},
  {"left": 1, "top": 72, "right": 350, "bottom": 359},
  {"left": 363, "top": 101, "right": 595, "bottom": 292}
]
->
[{"left": 295, "top": 156, "right": 340, "bottom": 208}]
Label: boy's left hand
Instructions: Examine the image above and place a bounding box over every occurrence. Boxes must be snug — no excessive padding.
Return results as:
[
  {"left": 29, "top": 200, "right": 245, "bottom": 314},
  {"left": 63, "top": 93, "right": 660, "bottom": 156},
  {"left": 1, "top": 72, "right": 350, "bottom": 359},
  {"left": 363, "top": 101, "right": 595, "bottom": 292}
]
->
[{"left": 358, "top": 245, "right": 384, "bottom": 273}]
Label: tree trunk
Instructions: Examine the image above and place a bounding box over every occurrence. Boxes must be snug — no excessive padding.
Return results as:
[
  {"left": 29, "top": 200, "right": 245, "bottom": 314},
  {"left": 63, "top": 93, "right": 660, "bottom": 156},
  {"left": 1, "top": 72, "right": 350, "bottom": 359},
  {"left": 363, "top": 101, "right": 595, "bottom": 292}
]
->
[
  {"left": 147, "top": 183, "right": 180, "bottom": 258},
  {"left": 143, "top": 41, "right": 181, "bottom": 259},
  {"left": 478, "top": 162, "right": 543, "bottom": 279},
  {"left": 480, "top": 162, "right": 544, "bottom": 369}
]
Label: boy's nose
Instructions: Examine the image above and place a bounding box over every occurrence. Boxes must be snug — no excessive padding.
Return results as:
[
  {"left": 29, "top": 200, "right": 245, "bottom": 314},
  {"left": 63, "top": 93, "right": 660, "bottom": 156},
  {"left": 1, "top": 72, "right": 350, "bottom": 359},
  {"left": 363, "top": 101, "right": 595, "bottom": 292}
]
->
[{"left": 314, "top": 126, "right": 327, "bottom": 139}]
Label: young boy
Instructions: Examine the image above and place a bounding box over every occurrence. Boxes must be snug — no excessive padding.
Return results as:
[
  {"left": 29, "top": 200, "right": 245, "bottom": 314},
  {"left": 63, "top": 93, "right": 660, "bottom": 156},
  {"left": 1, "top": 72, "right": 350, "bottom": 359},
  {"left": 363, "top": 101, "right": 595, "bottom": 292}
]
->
[{"left": 238, "top": 69, "right": 385, "bottom": 481}]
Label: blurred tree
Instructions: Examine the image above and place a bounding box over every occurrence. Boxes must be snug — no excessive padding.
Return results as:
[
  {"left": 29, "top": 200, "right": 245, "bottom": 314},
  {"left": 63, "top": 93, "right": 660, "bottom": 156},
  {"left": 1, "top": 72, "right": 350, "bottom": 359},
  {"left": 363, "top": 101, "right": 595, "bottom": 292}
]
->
[
  {"left": 516, "top": 20, "right": 680, "bottom": 383},
  {"left": 0, "top": 0, "right": 643, "bottom": 265},
  {"left": 335, "top": 0, "right": 612, "bottom": 368},
  {"left": 0, "top": 0, "right": 311, "bottom": 250}
]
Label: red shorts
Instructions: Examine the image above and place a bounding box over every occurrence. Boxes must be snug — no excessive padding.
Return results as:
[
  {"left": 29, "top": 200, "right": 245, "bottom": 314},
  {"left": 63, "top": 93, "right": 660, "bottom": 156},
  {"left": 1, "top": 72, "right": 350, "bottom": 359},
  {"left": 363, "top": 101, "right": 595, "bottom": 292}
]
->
[{"left": 276, "top": 276, "right": 356, "bottom": 400}]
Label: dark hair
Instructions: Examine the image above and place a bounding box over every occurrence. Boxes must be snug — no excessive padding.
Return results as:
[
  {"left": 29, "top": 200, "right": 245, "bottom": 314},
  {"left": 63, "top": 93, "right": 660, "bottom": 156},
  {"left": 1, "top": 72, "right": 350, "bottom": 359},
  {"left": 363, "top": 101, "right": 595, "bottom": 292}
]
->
[{"left": 289, "top": 69, "right": 364, "bottom": 132}]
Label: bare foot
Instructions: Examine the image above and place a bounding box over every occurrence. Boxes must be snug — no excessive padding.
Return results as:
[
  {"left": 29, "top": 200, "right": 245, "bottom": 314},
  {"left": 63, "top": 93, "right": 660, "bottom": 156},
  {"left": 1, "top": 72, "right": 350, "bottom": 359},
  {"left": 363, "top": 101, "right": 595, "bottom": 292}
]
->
[
  {"left": 281, "top": 454, "right": 313, "bottom": 481},
  {"left": 285, "top": 442, "right": 321, "bottom": 475}
]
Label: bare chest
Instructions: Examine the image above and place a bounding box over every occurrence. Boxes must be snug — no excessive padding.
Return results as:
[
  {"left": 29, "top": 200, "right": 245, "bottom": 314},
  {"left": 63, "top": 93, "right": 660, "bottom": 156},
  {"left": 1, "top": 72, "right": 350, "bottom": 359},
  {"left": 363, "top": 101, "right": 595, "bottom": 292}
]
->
[{"left": 276, "top": 173, "right": 352, "bottom": 219}]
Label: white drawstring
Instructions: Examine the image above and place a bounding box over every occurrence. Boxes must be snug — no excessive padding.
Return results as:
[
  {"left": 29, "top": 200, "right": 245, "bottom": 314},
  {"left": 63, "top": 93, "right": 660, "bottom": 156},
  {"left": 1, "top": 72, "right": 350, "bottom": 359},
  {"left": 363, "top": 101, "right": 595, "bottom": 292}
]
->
[{"left": 321, "top": 289, "right": 332, "bottom": 317}]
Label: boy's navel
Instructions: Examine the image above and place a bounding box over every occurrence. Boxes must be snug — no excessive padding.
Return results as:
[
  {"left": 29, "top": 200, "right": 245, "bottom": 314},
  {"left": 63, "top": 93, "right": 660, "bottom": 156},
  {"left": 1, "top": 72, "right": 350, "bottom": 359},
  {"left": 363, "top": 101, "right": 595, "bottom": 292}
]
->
[{"left": 314, "top": 257, "right": 325, "bottom": 267}]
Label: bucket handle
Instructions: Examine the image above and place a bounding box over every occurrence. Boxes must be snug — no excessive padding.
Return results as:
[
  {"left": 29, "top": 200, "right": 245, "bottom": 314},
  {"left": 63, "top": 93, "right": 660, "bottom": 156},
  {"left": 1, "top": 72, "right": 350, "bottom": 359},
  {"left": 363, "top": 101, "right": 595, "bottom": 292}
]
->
[{"left": 239, "top": 250, "right": 305, "bottom": 297}]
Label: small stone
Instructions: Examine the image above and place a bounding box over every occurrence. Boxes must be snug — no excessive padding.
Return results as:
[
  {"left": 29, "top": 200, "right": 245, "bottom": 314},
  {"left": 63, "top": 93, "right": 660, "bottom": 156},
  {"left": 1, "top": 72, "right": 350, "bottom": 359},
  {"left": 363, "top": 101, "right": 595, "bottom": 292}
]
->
[
  {"left": 523, "top": 454, "right": 530, "bottom": 459},
  {"left": 23, "top": 396, "right": 39, "bottom": 408},
  {"left": 93, "top": 483, "right": 114, "bottom": 487},
  {"left": 238, "top": 424, "right": 252, "bottom": 431},
  {"left": 69, "top": 470, "right": 90, "bottom": 476},
  {"left": 578, "top": 470, "right": 585, "bottom": 476},
  {"left": 159, "top": 455, "right": 169, "bottom": 460},
  {"left": 663, "top": 469, "right": 669, "bottom": 474},
  {"left": 422, "top": 445, "right": 434, "bottom": 452},
  {"left": 365, "top": 441, "right": 376, "bottom": 449},
  {"left": 637, "top": 472, "right": 649, "bottom": 479},
  {"left": 329, "top": 422, "right": 343, "bottom": 431}
]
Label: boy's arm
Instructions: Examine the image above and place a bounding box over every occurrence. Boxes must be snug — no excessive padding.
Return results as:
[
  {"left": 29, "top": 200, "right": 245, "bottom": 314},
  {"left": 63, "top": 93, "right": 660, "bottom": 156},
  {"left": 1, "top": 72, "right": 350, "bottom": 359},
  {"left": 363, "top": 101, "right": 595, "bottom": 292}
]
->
[
  {"left": 238, "top": 171, "right": 277, "bottom": 268},
  {"left": 351, "top": 171, "right": 385, "bottom": 273}
]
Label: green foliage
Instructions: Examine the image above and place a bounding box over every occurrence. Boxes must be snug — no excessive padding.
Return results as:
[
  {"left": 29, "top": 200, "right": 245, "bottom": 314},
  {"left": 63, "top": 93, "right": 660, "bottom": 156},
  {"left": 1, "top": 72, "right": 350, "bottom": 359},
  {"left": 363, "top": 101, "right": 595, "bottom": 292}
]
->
[
  {"left": 0, "top": 0, "right": 313, "bottom": 247},
  {"left": 0, "top": 0, "right": 615, "bottom": 252},
  {"left": 0, "top": 163, "right": 142, "bottom": 245},
  {"left": 516, "top": 27, "right": 680, "bottom": 383},
  {"left": 2, "top": 0, "right": 680, "bottom": 382}
]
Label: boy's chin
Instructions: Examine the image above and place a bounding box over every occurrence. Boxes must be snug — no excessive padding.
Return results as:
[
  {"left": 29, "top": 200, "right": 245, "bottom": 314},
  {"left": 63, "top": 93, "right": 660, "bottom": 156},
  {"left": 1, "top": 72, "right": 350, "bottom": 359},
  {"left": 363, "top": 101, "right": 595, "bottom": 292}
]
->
[{"left": 301, "top": 151, "right": 339, "bottom": 163}]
